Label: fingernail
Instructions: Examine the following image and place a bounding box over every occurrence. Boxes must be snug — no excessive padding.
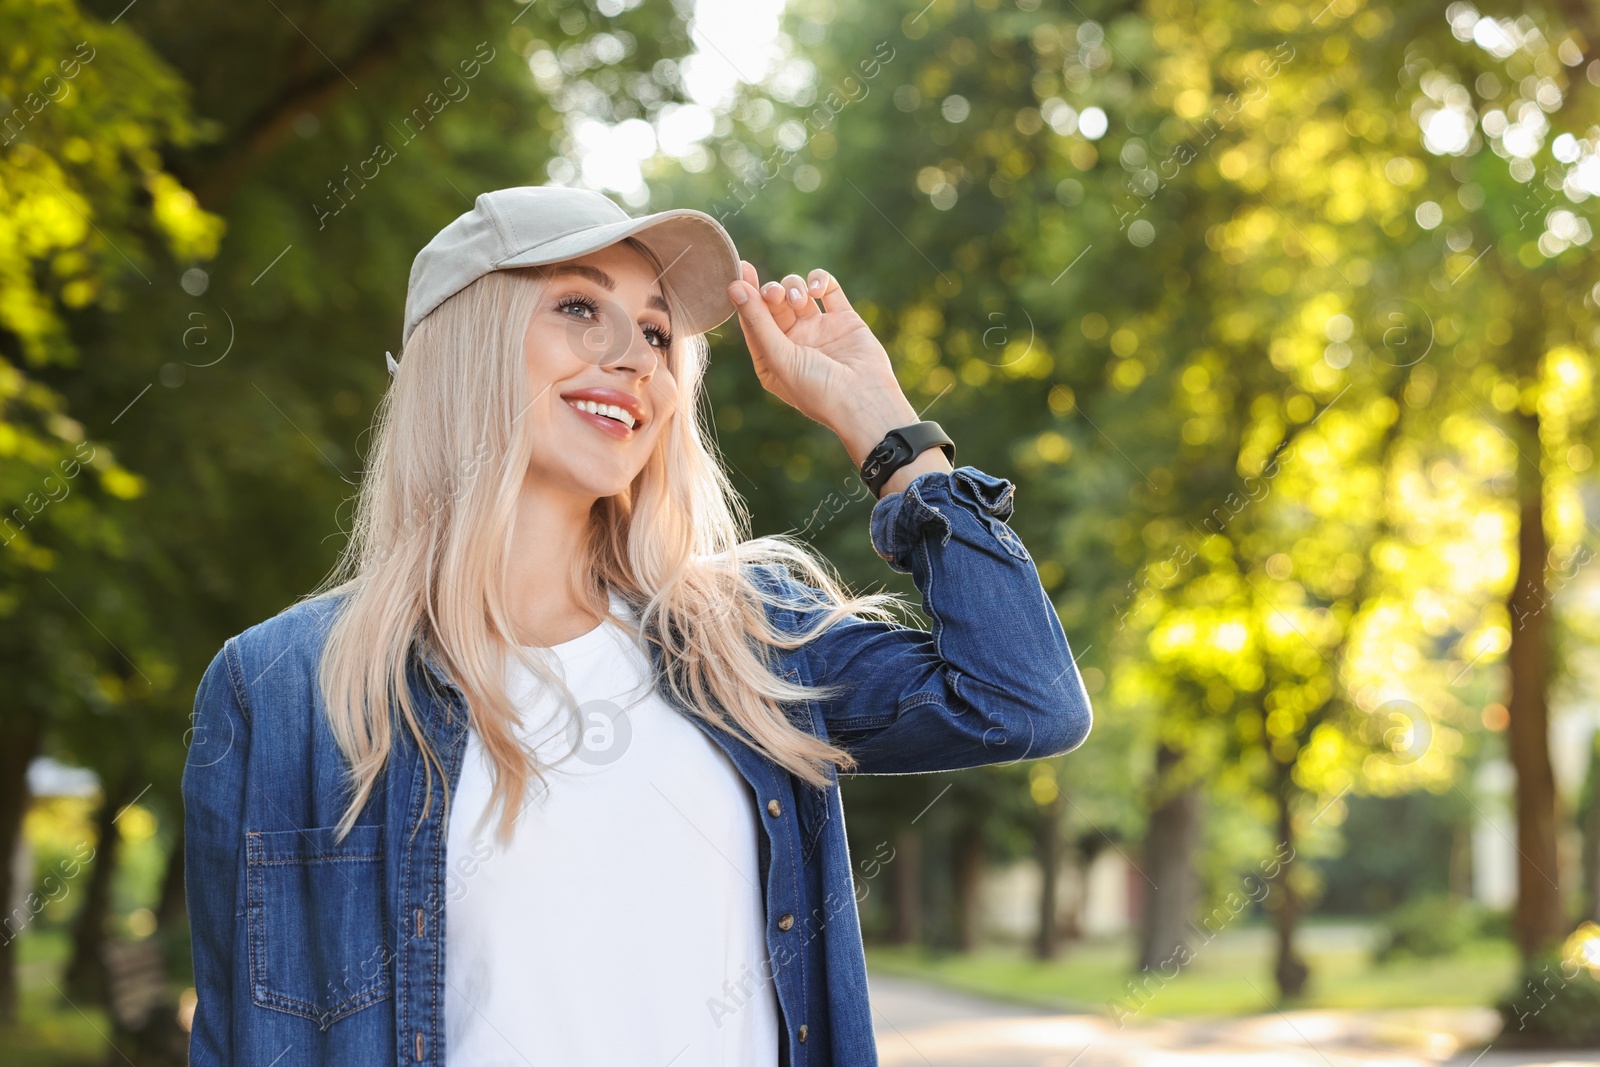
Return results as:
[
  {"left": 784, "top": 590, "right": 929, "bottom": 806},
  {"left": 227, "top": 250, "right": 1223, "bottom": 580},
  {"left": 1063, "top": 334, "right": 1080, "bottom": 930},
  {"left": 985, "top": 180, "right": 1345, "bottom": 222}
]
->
[
  {"left": 729, "top": 283, "right": 748, "bottom": 306},
  {"left": 809, "top": 278, "right": 823, "bottom": 291},
  {"left": 788, "top": 286, "right": 803, "bottom": 302}
]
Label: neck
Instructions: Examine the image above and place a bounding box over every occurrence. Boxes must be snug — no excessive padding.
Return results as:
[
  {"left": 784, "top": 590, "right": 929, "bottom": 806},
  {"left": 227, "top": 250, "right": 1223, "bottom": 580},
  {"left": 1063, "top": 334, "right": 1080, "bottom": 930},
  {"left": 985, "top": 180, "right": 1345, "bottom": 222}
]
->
[{"left": 503, "top": 478, "right": 602, "bottom": 648}]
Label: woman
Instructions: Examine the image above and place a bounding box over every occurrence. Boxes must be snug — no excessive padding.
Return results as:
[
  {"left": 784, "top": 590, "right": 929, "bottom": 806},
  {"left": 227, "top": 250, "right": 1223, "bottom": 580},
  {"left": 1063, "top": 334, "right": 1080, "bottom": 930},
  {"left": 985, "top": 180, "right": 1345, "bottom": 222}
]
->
[{"left": 182, "top": 185, "right": 1092, "bottom": 1067}]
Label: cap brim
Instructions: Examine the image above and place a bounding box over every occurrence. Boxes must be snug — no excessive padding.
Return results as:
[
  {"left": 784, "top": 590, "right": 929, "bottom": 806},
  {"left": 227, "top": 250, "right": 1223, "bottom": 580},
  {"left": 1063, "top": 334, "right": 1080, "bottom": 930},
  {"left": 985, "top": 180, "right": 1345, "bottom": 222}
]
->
[{"left": 495, "top": 208, "right": 740, "bottom": 337}]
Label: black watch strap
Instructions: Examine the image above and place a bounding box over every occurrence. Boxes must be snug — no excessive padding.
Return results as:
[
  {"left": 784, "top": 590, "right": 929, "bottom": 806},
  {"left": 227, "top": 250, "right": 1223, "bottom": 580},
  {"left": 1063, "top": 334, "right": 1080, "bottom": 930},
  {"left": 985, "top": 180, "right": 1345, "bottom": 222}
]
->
[{"left": 859, "top": 421, "right": 956, "bottom": 497}]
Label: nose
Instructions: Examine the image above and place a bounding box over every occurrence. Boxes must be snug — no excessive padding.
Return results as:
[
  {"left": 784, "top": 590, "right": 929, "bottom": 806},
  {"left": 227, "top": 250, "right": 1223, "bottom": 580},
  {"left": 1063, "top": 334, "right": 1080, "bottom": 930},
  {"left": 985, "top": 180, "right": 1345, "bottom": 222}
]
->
[{"left": 605, "top": 324, "right": 660, "bottom": 383}]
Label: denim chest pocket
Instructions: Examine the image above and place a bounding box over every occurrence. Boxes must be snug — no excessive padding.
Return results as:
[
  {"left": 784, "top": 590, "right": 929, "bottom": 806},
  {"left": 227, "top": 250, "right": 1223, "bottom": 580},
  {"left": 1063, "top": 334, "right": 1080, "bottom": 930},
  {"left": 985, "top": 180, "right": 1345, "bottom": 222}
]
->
[{"left": 245, "top": 823, "right": 392, "bottom": 1028}]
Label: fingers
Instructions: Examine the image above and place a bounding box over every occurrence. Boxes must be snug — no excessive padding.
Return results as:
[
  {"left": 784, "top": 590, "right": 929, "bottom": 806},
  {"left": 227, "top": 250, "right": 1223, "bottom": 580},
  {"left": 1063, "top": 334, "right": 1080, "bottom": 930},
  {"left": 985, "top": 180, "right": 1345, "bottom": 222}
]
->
[
  {"left": 779, "top": 273, "right": 820, "bottom": 321},
  {"left": 734, "top": 261, "right": 798, "bottom": 333},
  {"left": 736, "top": 261, "right": 849, "bottom": 328},
  {"left": 759, "top": 280, "right": 800, "bottom": 332},
  {"left": 726, "top": 277, "right": 792, "bottom": 360},
  {"left": 807, "top": 269, "right": 853, "bottom": 314}
]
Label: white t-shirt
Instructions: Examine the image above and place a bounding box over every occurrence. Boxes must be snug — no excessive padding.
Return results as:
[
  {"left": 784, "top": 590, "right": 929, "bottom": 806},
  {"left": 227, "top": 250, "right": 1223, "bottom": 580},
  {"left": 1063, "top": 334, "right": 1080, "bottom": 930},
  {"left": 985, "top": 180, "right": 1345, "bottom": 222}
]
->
[{"left": 442, "top": 596, "right": 781, "bottom": 1066}]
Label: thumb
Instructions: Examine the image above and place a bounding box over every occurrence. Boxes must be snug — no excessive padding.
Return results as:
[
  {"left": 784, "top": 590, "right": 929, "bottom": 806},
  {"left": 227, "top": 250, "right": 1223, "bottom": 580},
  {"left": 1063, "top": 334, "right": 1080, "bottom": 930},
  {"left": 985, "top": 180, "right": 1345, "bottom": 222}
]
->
[{"left": 727, "top": 281, "right": 791, "bottom": 362}]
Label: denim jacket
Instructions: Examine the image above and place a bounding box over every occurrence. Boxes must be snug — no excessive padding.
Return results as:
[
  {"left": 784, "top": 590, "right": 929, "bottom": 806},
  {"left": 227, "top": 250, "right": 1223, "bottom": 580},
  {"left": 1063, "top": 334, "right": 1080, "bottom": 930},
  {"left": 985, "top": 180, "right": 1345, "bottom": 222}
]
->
[{"left": 182, "top": 466, "right": 1093, "bottom": 1066}]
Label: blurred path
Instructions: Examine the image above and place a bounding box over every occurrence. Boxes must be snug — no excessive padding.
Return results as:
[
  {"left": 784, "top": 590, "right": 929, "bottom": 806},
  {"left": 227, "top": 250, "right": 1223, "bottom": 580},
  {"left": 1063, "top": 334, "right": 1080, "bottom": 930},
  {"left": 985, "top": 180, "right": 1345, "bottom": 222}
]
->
[{"left": 868, "top": 971, "right": 1600, "bottom": 1067}]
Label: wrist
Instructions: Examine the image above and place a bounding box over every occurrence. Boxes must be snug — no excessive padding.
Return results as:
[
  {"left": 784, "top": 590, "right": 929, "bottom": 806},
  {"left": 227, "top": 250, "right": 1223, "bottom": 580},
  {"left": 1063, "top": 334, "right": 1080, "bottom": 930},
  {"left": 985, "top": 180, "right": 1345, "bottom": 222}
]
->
[
  {"left": 832, "top": 387, "right": 920, "bottom": 468},
  {"left": 876, "top": 449, "right": 953, "bottom": 498},
  {"left": 849, "top": 415, "right": 957, "bottom": 499}
]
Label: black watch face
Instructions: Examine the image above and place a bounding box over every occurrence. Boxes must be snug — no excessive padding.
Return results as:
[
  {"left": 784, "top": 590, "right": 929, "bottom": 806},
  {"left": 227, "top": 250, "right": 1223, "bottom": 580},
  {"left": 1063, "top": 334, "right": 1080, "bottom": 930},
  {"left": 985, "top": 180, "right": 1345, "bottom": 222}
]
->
[
  {"left": 863, "top": 439, "right": 911, "bottom": 489},
  {"left": 869, "top": 442, "right": 900, "bottom": 467}
]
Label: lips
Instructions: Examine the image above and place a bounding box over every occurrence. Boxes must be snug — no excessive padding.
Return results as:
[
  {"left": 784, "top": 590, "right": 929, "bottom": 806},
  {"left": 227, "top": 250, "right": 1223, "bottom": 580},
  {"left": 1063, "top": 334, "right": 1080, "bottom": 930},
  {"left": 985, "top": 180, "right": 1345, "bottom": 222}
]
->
[{"left": 559, "top": 387, "right": 647, "bottom": 438}]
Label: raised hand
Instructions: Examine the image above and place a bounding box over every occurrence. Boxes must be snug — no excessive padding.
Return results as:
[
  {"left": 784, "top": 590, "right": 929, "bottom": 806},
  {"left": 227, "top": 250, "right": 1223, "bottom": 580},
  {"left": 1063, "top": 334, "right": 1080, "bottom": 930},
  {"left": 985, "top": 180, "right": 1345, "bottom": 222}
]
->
[{"left": 726, "top": 261, "right": 946, "bottom": 484}]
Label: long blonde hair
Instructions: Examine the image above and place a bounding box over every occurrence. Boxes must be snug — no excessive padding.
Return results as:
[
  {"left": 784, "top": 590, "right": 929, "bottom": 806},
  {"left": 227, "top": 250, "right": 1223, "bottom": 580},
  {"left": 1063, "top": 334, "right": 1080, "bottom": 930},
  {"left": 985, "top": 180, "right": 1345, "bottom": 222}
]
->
[{"left": 312, "top": 240, "right": 895, "bottom": 842}]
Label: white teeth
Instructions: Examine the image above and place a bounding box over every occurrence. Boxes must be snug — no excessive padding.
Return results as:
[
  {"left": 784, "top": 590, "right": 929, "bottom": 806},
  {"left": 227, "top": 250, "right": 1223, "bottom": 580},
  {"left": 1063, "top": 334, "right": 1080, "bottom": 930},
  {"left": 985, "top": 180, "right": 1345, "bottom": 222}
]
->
[{"left": 569, "top": 398, "right": 636, "bottom": 429}]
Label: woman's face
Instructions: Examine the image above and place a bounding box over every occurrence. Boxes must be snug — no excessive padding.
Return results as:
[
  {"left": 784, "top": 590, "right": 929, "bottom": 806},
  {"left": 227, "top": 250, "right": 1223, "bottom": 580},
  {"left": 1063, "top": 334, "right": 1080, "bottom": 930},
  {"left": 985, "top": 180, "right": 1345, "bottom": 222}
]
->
[{"left": 521, "top": 243, "right": 680, "bottom": 502}]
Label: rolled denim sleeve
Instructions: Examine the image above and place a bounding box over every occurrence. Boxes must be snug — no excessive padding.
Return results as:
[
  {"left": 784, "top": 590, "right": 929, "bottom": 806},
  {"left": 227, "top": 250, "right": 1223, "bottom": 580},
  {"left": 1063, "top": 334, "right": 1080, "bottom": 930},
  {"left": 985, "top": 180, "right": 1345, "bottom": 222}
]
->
[
  {"left": 793, "top": 466, "right": 1092, "bottom": 774},
  {"left": 181, "top": 640, "right": 251, "bottom": 1065}
]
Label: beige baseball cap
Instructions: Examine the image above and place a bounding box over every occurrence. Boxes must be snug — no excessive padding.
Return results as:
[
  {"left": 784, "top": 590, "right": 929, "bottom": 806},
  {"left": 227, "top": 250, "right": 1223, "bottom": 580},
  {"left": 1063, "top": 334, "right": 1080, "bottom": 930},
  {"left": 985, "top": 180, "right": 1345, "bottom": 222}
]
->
[{"left": 401, "top": 185, "right": 741, "bottom": 348}]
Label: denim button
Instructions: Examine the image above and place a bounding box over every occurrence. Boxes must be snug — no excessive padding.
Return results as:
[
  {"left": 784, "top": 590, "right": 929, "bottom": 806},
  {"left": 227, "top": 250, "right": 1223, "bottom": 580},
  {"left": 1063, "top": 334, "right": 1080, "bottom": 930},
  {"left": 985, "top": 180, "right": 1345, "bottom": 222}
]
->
[
  {"left": 798, "top": 1023, "right": 809, "bottom": 1042},
  {"left": 767, "top": 799, "right": 782, "bottom": 817},
  {"left": 778, "top": 913, "right": 795, "bottom": 931}
]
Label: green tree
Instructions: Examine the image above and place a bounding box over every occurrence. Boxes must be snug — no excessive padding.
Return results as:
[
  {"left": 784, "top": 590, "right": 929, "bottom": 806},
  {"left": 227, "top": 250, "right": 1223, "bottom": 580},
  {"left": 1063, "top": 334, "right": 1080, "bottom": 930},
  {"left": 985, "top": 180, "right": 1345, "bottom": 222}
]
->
[{"left": 0, "top": 0, "right": 219, "bottom": 1020}]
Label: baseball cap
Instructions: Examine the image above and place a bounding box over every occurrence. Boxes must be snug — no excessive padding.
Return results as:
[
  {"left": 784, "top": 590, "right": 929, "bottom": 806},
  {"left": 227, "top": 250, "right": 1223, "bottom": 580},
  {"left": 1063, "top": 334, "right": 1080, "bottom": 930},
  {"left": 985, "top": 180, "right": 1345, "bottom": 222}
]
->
[{"left": 400, "top": 185, "right": 741, "bottom": 348}]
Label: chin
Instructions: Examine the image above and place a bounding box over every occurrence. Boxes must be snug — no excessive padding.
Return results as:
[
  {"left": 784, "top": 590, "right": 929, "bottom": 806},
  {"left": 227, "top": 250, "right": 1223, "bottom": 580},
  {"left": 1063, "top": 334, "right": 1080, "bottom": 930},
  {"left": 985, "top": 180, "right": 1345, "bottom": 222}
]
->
[
  {"left": 584, "top": 475, "right": 643, "bottom": 501},
  {"left": 526, "top": 460, "right": 645, "bottom": 502}
]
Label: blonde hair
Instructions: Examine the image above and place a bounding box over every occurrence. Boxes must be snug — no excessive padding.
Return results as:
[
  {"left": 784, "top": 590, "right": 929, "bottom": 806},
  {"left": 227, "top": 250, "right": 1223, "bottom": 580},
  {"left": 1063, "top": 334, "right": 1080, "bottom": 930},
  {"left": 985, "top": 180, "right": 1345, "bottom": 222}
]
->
[{"left": 312, "top": 240, "right": 894, "bottom": 842}]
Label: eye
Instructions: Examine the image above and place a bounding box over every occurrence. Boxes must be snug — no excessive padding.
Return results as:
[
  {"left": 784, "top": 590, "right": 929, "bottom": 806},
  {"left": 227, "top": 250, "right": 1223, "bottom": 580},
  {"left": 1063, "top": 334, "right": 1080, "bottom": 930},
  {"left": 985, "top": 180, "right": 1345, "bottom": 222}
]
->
[
  {"left": 642, "top": 323, "right": 673, "bottom": 350},
  {"left": 556, "top": 292, "right": 672, "bottom": 353},
  {"left": 555, "top": 294, "right": 600, "bottom": 320}
]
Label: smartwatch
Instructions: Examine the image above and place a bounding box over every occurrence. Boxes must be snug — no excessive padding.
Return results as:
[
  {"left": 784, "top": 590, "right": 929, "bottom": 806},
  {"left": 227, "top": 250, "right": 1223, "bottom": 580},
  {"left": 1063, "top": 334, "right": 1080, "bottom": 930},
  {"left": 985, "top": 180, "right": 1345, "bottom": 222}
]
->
[{"left": 859, "top": 421, "right": 956, "bottom": 497}]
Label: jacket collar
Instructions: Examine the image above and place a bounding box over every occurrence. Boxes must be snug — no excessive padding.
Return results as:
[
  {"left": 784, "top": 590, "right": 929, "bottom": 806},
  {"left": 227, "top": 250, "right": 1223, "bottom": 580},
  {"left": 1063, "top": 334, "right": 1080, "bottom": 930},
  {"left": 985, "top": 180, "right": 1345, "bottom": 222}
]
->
[{"left": 415, "top": 644, "right": 465, "bottom": 727}]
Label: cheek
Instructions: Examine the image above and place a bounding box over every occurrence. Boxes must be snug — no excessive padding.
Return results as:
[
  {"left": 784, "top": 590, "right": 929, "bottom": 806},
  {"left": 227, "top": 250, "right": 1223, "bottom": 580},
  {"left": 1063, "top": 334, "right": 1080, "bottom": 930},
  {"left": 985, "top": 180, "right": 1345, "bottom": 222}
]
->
[
  {"left": 524, "top": 321, "right": 556, "bottom": 371},
  {"left": 523, "top": 322, "right": 582, "bottom": 391},
  {"left": 648, "top": 366, "right": 681, "bottom": 421}
]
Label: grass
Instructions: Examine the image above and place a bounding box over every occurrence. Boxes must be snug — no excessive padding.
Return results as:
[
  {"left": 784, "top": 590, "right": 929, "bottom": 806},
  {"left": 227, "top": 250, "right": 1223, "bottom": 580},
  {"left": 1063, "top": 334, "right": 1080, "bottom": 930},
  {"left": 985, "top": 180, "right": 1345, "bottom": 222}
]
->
[
  {"left": 4, "top": 919, "right": 1519, "bottom": 1063},
  {"left": 2, "top": 930, "right": 111, "bottom": 1067},
  {"left": 866, "top": 922, "right": 1519, "bottom": 1019}
]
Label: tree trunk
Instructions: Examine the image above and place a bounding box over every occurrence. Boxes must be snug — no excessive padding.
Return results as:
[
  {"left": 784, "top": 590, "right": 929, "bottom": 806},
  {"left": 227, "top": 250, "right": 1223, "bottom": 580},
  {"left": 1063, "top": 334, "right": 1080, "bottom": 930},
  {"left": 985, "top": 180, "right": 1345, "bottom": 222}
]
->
[
  {"left": 1507, "top": 408, "right": 1566, "bottom": 957},
  {"left": 1449, "top": 819, "right": 1474, "bottom": 901},
  {"left": 1033, "top": 792, "right": 1066, "bottom": 960},
  {"left": 1059, "top": 838, "right": 1088, "bottom": 942},
  {"left": 1269, "top": 763, "right": 1308, "bottom": 1000},
  {"left": 156, "top": 836, "right": 186, "bottom": 931},
  {"left": 1581, "top": 731, "right": 1600, "bottom": 925},
  {"left": 0, "top": 712, "right": 42, "bottom": 1023},
  {"left": 888, "top": 826, "right": 922, "bottom": 946},
  {"left": 1138, "top": 742, "right": 1203, "bottom": 973},
  {"left": 952, "top": 824, "right": 986, "bottom": 953},
  {"left": 63, "top": 775, "right": 131, "bottom": 1005}
]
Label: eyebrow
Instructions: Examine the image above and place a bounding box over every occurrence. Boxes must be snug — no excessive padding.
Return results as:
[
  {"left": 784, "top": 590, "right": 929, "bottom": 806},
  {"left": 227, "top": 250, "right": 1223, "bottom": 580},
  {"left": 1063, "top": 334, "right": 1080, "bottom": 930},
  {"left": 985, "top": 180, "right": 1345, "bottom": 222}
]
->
[{"left": 544, "top": 264, "right": 670, "bottom": 315}]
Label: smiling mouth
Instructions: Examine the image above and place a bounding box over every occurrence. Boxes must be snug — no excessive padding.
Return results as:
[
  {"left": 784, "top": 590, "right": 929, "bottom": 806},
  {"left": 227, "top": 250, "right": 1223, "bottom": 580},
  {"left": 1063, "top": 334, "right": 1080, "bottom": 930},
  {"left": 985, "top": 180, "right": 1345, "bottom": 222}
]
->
[{"left": 565, "top": 398, "right": 638, "bottom": 430}]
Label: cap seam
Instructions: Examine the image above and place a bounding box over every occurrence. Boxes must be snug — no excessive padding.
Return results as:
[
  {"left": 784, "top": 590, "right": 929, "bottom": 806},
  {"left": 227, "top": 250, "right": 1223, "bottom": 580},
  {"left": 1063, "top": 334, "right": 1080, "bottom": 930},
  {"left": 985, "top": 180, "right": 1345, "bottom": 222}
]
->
[
  {"left": 477, "top": 195, "right": 518, "bottom": 259},
  {"left": 494, "top": 213, "right": 671, "bottom": 267},
  {"left": 495, "top": 221, "right": 621, "bottom": 266}
]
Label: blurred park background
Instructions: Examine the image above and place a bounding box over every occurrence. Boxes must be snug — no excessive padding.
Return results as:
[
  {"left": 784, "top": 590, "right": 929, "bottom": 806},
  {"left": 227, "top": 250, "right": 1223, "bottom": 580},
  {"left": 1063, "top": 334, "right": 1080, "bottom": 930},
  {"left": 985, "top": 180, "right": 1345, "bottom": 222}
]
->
[{"left": 4, "top": 0, "right": 1600, "bottom": 1063}]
